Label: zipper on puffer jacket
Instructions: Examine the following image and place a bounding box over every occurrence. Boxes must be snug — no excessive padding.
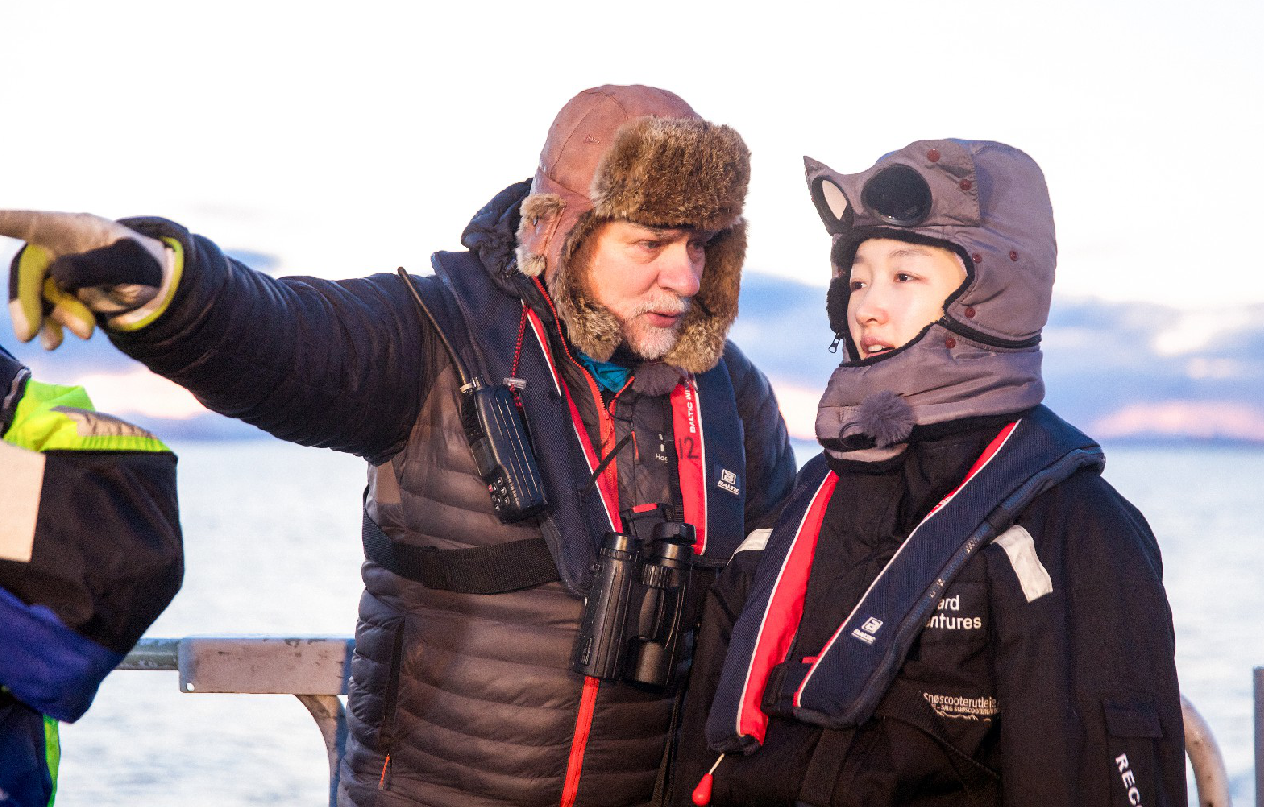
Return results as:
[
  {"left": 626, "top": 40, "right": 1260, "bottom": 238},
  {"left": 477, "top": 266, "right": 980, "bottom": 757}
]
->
[{"left": 377, "top": 624, "right": 407, "bottom": 790}]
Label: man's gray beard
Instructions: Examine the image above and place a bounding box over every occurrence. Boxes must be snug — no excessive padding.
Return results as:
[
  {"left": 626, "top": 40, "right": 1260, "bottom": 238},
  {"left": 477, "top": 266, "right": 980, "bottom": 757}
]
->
[
  {"left": 625, "top": 324, "right": 678, "bottom": 360},
  {"left": 621, "top": 298, "right": 689, "bottom": 360}
]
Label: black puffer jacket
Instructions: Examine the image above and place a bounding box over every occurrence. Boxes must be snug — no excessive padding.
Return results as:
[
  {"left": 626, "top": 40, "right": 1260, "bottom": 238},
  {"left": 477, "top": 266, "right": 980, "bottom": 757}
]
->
[
  {"left": 668, "top": 416, "right": 1186, "bottom": 806},
  {"left": 109, "top": 182, "right": 796, "bottom": 806}
]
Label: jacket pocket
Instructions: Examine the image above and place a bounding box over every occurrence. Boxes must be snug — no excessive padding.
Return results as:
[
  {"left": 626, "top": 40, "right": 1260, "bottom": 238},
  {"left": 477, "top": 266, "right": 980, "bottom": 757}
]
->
[
  {"left": 348, "top": 612, "right": 407, "bottom": 791},
  {"left": 1103, "top": 697, "right": 1163, "bottom": 807},
  {"left": 375, "top": 620, "right": 407, "bottom": 790},
  {"left": 869, "top": 679, "right": 1001, "bottom": 803}
]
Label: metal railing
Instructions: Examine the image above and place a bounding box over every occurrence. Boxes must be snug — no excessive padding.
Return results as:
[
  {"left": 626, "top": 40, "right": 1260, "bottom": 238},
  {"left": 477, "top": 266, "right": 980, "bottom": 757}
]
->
[
  {"left": 1184, "top": 692, "right": 1232, "bottom": 807},
  {"left": 1257, "top": 668, "right": 1264, "bottom": 807},
  {"left": 118, "top": 636, "right": 352, "bottom": 807},
  {"left": 118, "top": 636, "right": 1237, "bottom": 806}
]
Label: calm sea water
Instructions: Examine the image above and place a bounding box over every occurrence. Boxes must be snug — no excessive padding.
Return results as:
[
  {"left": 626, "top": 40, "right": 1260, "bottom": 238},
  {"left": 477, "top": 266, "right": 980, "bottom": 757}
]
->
[{"left": 51, "top": 439, "right": 1264, "bottom": 806}]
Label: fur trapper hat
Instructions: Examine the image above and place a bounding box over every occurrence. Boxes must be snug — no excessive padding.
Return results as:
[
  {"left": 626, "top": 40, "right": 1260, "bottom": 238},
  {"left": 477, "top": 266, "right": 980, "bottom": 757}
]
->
[{"left": 516, "top": 85, "right": 750, "bottom": 374}]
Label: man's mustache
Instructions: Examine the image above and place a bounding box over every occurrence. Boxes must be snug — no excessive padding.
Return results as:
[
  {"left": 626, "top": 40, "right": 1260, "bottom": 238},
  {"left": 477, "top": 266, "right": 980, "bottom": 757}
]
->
[{"left": 634, "top": 295, "right": 691, "bottom": 318}]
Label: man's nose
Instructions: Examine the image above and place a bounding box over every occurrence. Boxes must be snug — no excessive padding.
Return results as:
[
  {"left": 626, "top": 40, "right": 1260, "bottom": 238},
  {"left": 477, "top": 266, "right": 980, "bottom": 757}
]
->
[{"left": 657, "top": 243, "right": 703, "bottom": 297}]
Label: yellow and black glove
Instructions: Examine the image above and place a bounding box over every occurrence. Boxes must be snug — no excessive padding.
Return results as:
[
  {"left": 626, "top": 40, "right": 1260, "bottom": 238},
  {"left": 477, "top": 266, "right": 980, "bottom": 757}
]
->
[{"left": 0, "top": 211, "right": 181, "bottom": 349}]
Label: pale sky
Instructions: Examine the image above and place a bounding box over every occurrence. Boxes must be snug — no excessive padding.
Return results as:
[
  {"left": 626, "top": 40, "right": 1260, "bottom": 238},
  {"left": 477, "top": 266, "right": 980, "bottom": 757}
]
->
[{"left": 1, "top": 0, "right": 1260, "bottom": 310}]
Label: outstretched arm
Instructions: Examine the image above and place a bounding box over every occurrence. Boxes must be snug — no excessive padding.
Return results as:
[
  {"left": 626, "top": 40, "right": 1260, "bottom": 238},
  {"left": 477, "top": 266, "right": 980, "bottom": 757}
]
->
[{"left": 1, "top": 211, "right": 434, "bottom": 461}]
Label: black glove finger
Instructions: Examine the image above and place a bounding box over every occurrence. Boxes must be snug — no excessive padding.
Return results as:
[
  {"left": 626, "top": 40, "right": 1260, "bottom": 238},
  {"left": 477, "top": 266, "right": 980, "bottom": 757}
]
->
[{"left": 48, "top": 239, "right": 163, "bottom": 292}]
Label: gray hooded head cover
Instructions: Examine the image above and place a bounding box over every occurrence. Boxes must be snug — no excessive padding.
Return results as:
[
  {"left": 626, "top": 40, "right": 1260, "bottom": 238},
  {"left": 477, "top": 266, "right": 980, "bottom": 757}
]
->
[{"left": 804, "top": 139, "right": 1056, "bottom": 458}]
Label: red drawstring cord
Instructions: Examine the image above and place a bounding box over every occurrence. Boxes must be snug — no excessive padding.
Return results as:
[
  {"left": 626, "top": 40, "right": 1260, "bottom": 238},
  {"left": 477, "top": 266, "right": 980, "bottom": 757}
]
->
[{"left": 510, "top": 305, "right": 529, "bottom": 409}]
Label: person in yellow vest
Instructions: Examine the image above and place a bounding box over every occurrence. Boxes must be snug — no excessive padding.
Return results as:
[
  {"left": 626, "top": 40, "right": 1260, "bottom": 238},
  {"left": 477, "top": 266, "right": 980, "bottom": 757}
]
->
[{"left": 0, "top": 343, "right": 182, "bottom": 806}]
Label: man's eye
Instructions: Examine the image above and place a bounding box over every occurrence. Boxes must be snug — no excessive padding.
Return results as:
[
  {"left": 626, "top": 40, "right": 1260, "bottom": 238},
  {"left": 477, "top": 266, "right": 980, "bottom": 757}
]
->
[
  {"left": 850, "top": 280, "right": 866, "bottom": 291},
  {"left": 638, "top": 240, "right": 663, "bottom": 250},
  {"left": 895, "top": 272, "right": 916, "bottom": 282}
]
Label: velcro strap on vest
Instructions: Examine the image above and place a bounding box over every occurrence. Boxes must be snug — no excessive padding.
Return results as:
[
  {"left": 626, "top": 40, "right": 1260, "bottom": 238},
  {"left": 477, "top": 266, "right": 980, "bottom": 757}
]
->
[
  {"left": 361, "top": 510, "right": 560, "bottom": 594},
  {"left": 796, "top": 728, "right": 855, "bottom": 807}
]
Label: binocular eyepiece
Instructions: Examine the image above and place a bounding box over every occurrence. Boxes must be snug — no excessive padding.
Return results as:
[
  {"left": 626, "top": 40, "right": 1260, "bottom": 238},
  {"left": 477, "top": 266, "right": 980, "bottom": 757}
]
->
[{"left": 571, "top": 520, "right": 697, "bottom": 688}]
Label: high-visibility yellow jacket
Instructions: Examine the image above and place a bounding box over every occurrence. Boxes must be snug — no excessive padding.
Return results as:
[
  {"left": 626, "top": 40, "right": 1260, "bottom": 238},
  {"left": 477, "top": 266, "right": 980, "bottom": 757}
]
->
[{"left": 1, "top": 346, "right": 182, "bottom": 807}]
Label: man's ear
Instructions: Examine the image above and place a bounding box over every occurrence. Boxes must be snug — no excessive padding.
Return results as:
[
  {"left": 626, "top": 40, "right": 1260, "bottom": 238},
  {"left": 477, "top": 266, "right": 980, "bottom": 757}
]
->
[{"left": 515, "top": 193, "right": 566, "bottom": 278}]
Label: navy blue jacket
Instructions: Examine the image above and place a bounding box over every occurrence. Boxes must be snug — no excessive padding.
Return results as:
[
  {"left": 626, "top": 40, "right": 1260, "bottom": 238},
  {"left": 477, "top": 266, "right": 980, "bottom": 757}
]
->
[
  {"left": 107, "top": 183, "right": 796, "bottom": 807},
  {"left": 669, "top": 414, "right": 1185, "bottom": 807}
]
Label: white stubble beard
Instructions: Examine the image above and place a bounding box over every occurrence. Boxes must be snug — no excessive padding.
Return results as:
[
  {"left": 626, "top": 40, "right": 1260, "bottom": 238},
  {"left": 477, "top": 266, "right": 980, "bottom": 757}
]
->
[{"left": 619, "top": 295, "right": 690, "bottom": 360}]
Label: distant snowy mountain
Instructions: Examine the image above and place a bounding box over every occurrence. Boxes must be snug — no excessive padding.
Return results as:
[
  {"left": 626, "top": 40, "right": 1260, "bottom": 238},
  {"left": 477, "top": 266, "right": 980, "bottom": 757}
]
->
[{"left": 4, "top": 269, "right": 1262, "bottom": 444}]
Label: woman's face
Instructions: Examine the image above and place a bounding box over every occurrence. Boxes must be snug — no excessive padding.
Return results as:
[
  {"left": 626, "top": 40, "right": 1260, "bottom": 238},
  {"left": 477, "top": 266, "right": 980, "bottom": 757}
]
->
[{"left": 846, "top": 238, "right": 967, "bottom": 360}]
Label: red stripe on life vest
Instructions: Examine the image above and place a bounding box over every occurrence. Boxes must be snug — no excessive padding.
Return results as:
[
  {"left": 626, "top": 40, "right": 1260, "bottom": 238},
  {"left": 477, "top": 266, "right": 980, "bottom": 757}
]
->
[
  {"left": 734, "top": 471, "right": 838, "bottom": 744},
  {"left": 560, "top": 676, "right": 601, "bottom": 807},
  {"left": 523, "top": 305, "right": 564, "bottom": 395},
  {"left": 794, "top": 420, "right": 1021, "bottom": 707},
  {"left": 965, "top": 421, "right": 1019, "bottom": 477},
  {"left": 924, "top": 420, "right": 1019, "bottom": 521},
  {"left": 671, "top": 378, "right": 708, "bottom": 555},
  {"left": 522, "top": 307, "right": 620, "bottom": 532}
]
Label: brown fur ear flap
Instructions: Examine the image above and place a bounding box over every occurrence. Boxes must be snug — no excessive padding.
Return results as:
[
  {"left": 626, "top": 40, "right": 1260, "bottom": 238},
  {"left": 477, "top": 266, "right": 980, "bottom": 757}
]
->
[
  {"left": 515, "top": 193, "right": 566, "bottom": 277},
  {"left": 520, "top": 193, "right": 564, "bottom": 223},
  {"left": 660, "top": 220, "right": 747, "bottom": 373},
  {"left": 546, "top": 211, "right": 623, "bottom": 361}
]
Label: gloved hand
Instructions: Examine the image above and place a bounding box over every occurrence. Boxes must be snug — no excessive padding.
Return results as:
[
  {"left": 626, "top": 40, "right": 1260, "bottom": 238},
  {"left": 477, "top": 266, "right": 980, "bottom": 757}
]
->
[{"left": 0, "top": 211, "right": 181, "bottom": 349}]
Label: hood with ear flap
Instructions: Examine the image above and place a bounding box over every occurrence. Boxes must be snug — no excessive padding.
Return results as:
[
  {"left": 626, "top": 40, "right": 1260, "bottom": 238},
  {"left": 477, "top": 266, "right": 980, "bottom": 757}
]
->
[
  {"left": 806, "top": 140, "right": 1056, "bottom": 356},
  {"left": 803, "top": 140, "right": 1055, "bottom": 457},
  {"left": 515, "top": 85, "right": 750, "bottom": 374}
]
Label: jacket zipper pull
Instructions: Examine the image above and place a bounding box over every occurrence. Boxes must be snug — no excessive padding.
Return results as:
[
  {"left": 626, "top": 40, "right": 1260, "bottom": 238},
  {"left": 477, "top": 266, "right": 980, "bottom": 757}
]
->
[
  {"left": 378, "top": 754, "right": 392, "bottom": 790},
  {"left": 692, "top": 753, "right": 725, "bottom": 805}
]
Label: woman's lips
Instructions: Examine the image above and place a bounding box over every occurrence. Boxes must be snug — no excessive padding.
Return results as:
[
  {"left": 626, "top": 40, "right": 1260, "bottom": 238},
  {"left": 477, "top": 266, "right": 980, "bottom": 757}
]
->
[{"left": 861, "top": 338, "right": 893, "bottom": 358}]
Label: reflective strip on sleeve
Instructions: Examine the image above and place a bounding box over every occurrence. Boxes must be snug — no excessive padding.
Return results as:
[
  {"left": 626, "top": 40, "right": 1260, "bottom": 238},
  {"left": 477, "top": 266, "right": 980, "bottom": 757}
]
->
[
  {"left": 993, "top": 524, "right": 1053, "bottom": 602},
  {"left": 733, "top": 528, "right": 771, "bottom": 556},
  {"left": 45, "top": 714, "right": 60, "bottom": 803},
  {"left": 0, "top": 439, "right": 45, "bottom": 562},
  {"left": 7, "top": 379, "right": 169, "bottom": 455}
]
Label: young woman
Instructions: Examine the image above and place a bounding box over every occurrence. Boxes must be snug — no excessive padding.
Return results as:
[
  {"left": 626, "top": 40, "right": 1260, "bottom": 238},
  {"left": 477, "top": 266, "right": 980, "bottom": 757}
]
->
[{"left": 669, "top": 140, "right": 1187, "bottom": 806}]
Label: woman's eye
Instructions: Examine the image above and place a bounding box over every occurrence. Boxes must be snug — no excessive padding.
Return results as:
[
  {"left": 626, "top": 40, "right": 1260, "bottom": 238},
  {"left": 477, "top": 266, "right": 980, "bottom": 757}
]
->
[
  {"left": 850, "top": 280, "right": 866, "bottom": 291},
  {"left": 895, "top": 272, "right": 916, "bottom": 282}
]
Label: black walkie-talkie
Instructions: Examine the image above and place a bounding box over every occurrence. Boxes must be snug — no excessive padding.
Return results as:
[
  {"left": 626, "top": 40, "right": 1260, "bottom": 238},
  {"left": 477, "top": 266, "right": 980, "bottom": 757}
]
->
[
  {"left": 398, "top": 268, "right": 549, "bottom": 524},
  {"left": 460, "top": 379, "right": 549, "bottom": 522}
]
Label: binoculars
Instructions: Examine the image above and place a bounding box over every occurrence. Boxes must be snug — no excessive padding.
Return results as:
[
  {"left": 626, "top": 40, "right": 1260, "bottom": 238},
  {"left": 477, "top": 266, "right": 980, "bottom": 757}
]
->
[{"left": 571, "top": 521, "right": 697, "bottom": 688}]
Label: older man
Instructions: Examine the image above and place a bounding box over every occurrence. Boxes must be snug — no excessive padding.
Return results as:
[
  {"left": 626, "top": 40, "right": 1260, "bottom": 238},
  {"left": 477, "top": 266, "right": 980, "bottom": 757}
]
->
[{"left": 0, "top": 85, "right": 795, "bottom": 807}]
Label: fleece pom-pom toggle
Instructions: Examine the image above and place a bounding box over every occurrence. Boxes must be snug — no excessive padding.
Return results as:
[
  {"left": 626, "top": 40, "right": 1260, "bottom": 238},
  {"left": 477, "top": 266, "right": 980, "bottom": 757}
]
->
[{"left": 849, "top": 390, "right": 915, "bottom": 447}]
